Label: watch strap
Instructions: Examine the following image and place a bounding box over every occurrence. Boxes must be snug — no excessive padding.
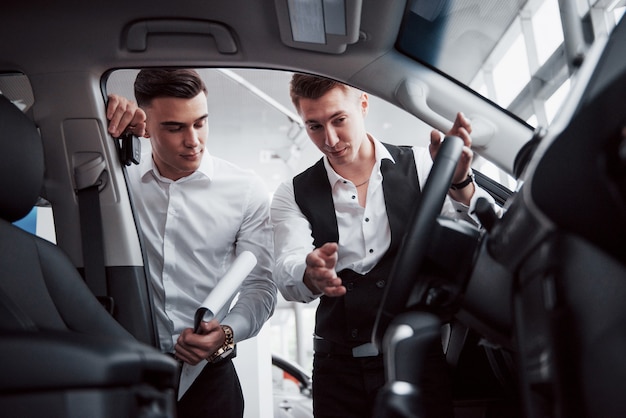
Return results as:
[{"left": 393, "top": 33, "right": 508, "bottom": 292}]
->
[
  {"left": 450, "top": 172, "right": 474, "bottom": 190},
  {"left": 207, "top": 325, "right": 236, "bottom": 363}
]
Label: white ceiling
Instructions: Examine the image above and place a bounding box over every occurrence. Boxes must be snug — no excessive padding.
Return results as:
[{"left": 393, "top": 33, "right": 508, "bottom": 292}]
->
[{"left": 106, "top": 68, "right": 432, "bottom": 194}]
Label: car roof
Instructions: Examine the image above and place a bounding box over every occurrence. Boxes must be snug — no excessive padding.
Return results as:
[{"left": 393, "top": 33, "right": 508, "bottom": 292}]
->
[
  {"left": 0, "top": 1, "right": 402, "bottom": 81},
  {"left": 0, "top": 0, "right": 536, "bottom": 177}
]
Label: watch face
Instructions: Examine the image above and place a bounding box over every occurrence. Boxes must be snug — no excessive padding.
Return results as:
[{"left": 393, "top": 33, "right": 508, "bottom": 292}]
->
[
  {"left": 209, "top": 345, "right": 236, "bottom": 363},
  {"left": 219, "top": 347, "right": 234, "bottom": 359}
]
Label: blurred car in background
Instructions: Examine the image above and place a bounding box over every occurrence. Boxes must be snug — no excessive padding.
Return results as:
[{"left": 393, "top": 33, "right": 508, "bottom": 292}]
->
[{"left": 272, "top": 354, "right": 313, "bottom": 418}]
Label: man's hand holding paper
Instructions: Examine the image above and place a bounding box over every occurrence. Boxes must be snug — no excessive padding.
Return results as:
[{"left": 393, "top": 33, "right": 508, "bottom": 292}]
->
[
  {"left": 175, "top": 319, "right": 225, "bottom": 366},
  {"left": 176, "top": 250, "right": 258, "bottom": 400}
]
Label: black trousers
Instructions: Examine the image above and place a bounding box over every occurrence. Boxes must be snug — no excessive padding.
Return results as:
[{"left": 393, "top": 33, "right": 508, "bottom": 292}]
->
[
  {"left": 312, "top": 353, "right": 385, "bottom": 418},
  {"left": 177, "top": 358, "right": 244, "bottom": 418},
  {"left": 312, "top": 345, "right": 453, "bottom": 418}
]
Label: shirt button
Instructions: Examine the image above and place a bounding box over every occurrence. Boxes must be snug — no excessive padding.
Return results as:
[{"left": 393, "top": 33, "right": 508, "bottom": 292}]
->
[
  {"left": 346, "top": 282, "right": 354, "bottom": 291},
  {"left": 364, "top": 217, "right": 369, "bottom": 222},
  {"left": 351, "top": 195, "right": 356, "bottom": 200},
  {"left": 376, "top": 280, "right": 386, "bottom": 288},
  {"left": 351, "top": 329, "right": 358, "bottom": 338},
  {"left": 369, "top": 249, "right": 374, "bottom": 253}
]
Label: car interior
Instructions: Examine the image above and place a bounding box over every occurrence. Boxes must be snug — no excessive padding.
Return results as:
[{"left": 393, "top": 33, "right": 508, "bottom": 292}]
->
[
  {"left": 1, "top": 0, "right": 625, "bottom": 417},
  {"left": 0, "top": 94, "right": 178, "bottom": 417}
]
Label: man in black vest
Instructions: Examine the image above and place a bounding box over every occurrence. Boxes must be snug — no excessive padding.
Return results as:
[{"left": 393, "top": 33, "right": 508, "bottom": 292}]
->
[{"left": 271, "top": 74, "right": 496, "bottom": 418}]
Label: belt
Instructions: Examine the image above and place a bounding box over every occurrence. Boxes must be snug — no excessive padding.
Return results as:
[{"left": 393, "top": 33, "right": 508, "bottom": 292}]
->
[{"left": 313, "top": 338, "right": 380, "bottom": 358}]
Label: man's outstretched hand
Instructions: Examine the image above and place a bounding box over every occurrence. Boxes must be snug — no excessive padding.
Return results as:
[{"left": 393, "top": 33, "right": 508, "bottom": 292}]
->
[{"left": 303, "top": 242, "right": 346, "bottom": 297}]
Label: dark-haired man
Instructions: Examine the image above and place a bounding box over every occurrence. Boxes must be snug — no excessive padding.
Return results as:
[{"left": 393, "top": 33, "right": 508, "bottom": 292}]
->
[{"left": 107, "top": 68, "right": 276, "bottom": 418}]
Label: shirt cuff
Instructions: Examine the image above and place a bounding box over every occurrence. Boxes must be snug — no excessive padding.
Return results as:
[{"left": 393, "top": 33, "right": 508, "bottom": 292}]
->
[
  {"left": 286, "top": 262, "right": 322, "bottom": 303},
  {"left": 221, "top": 313, "right": 249, "bottom": 344},
  {"left": 447, "top": 184, "right": 495, "bottom": 226}
]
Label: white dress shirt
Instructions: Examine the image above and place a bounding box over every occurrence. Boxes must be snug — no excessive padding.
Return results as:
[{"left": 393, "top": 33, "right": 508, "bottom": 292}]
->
[
  {"left": 270, "top": 136, "right": 494, "bottom": 304},
  {"left": 128, "top": 150, "right": 276, "bottom": 352}
]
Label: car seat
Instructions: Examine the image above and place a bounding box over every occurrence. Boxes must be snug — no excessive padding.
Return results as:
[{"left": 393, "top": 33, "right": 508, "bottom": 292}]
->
[{"left": 0, "top": 94, "right": 178, "bottom": 418}]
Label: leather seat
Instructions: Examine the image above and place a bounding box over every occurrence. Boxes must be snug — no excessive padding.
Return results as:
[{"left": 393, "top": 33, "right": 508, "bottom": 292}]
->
[{"left": 0, "top": 94, "right": 178, "bottom": 417}]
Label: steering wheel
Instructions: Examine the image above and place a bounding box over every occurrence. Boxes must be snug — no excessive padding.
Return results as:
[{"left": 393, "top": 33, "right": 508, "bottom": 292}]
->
[{"left": 372, "top": 135, "right": 464, "bottom": 347}]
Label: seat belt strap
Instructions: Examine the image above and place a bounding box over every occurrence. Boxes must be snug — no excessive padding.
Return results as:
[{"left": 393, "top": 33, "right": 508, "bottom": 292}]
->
[
  {"left": 74, "top": 154, "right": 113, "bottom": 313},
  {"left": 77, "top": 184, "right": 107, "bottom": 297}
]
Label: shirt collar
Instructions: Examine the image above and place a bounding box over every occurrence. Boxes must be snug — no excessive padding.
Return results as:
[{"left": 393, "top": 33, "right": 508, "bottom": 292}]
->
[
  {"left": 139, "top": 149, "right": 214, "bottom": 183},
  {"left": 322, "top": 134, "right": 396, "bottom": 186}
]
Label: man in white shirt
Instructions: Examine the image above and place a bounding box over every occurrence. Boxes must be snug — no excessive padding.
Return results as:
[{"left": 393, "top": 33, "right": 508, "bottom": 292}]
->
[
  {"left": 270, "top": 74, "right": 495, "bottom": 418},
  {"left": 107, "top": 68, "right": 276, "bottom": 418}
]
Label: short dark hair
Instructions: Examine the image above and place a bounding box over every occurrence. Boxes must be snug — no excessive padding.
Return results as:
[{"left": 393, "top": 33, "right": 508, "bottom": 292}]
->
[
  {"left": 134, "top": 68, "right": 207, "bottom": 108},
  {"left": 289, "top": 73, "right": 353, "bottom": 111}
]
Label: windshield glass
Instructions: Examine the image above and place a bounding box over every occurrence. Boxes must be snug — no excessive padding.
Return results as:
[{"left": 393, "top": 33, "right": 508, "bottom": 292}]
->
[{"left": 397, "top": 0, "right": 625, "bottom": 129}]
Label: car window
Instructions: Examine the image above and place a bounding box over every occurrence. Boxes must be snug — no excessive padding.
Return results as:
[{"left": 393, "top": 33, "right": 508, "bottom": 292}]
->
[
  {"left": 398, "top": 0, "right": 625, "bottom": 128},
  {"left": 0, "top": 73, "right": 34, "bottom": 113},
  {"left": 12, "top": 200, "right": 56, "bottom": 243},
  {"left": 104, "top": 66, "right": 521, "bottom": 375}
]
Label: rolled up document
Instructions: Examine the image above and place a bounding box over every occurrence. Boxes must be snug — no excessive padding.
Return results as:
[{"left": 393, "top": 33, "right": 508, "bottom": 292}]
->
[
  {"left": 178, "top": 250, "right": 257, "bottom": 400},
  {"left": 193, "top": 250, "right": 258, "bottom": 332}
]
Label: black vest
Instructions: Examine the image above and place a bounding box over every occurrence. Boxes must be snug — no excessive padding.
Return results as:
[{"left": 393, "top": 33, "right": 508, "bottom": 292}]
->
[{"left": 293, "top": 143, "right": 421, "bottom": 347}]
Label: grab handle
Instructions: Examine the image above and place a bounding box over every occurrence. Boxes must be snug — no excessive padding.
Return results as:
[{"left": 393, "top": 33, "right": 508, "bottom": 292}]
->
[{"left": 126, "top": 19, "right": 237, "bottom": 54}]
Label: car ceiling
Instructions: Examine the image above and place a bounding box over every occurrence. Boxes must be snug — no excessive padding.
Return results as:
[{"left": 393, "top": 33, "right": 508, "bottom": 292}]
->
[
  {"left": 0, "top": 0, "right": 533, "bottom": 188},
  {"left": 0, "top": 0, "right": 522, "bottom": 88},
  {"left": 0, "top": 0, "right": 401, "bottom": 76}
]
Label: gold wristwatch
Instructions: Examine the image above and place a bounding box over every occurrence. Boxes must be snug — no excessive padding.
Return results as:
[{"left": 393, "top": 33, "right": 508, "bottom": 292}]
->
[{"left": 208, "top": 325, "right": 235, "bottom": 363}]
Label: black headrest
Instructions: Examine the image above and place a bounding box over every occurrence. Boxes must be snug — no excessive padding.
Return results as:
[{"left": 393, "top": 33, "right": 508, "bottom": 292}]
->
[{"left": 0, "top": 95, "right": 44, "bottom": 223}]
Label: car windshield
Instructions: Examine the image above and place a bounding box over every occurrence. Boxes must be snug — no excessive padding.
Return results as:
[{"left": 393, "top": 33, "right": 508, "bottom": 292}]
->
[{"left": 397, "top": 0, "right": 625, "bottom": 128}]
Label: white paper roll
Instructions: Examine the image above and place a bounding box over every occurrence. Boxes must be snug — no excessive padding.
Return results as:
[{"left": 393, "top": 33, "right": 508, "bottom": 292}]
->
[
  {"left": 196, "top": 250, "right": 257, "bottom": 324},
  {"left": 178, "top": 250, "right": 257, "bottom": 400}
]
